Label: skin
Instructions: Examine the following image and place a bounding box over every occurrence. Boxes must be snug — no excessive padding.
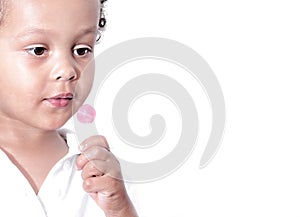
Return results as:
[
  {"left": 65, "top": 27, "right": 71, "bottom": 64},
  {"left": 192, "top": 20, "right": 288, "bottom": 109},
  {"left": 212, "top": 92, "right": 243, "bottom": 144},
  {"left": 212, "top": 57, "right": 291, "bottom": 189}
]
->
[{"left": 0, "top": 0, "right": 137, "bottom": 216}]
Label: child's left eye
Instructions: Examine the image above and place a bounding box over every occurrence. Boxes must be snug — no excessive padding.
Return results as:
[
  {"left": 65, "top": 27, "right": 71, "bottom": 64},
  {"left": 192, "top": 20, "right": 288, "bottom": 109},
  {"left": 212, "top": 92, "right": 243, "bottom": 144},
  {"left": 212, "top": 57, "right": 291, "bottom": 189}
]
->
[{"left": 73, "top": 46, "right": 93, "bottom": 56}]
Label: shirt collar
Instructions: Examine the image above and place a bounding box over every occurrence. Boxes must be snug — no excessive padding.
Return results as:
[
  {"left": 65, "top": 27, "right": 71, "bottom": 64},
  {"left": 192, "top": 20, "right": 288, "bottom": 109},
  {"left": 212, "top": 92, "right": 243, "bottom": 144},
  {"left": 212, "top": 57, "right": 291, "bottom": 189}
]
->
[{"left": 58, "top": 128, "right": 82, "bottom": 157}]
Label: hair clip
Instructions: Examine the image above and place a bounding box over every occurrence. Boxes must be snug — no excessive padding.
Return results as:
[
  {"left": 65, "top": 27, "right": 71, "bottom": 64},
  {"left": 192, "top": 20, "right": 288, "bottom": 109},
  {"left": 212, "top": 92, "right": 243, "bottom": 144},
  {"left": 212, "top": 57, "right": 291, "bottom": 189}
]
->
[
  {"left": 99, "top": 16, "right": 106, "bottom": 28},
  {"left": 97, "top": 0, "right": 107, "bottom": 42}
]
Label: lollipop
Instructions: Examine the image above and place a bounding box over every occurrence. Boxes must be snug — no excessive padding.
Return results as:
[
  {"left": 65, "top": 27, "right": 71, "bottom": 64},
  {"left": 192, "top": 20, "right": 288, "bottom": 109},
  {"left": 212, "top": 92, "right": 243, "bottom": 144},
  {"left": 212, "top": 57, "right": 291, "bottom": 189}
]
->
[{"left": 77, "top": 104, "right": 96, "bottom": 123}]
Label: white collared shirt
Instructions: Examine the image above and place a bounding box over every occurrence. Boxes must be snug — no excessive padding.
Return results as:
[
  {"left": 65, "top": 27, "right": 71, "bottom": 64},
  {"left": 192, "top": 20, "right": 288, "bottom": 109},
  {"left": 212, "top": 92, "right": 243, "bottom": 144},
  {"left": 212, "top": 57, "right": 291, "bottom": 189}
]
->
[{"left": 0, "top": 130, "right": 105, "bottom": 217}]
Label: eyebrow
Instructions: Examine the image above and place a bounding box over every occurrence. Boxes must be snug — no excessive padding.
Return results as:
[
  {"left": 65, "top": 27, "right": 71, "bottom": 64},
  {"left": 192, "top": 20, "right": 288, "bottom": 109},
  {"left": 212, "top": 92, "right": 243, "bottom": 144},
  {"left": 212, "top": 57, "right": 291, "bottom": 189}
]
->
[
  {"left": 15, "top": 27, "right": 54, "bottom": 39},
  {"left": 76, "top": 26, "right": 99, "bottom": 38},
  {"left": 15, "top": 26, "right": 98, "bottom": 40}
]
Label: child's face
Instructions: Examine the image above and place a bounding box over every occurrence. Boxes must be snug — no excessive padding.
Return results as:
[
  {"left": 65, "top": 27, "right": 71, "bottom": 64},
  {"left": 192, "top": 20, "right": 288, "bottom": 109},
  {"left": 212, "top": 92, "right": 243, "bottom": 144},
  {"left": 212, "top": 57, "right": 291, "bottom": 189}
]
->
[{"left": 0, "top": 0, "right": 100, "bottom": 130}]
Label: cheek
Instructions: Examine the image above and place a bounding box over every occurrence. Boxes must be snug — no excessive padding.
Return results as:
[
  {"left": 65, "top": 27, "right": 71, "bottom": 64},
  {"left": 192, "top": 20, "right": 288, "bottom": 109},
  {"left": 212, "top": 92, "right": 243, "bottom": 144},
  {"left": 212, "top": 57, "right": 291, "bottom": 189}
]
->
[
  {"left": 10, "top": 75, "right": 45, "bottom": 99},
  {"left": 8, "top": 57, "right": 47, "bottom": 89},
  {"left": 81, "top": 61, "right": 95, "bottom": 96},
  {"left": 73, "top": 63, "right": 95, "bottom": 111}
]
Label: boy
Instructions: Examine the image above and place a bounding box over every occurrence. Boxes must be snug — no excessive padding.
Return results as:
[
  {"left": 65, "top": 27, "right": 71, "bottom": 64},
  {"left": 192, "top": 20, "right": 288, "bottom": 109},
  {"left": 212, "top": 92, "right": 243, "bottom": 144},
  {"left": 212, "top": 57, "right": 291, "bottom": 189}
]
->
[{"left": 0, "top": 0, "right": 137, "bottom": 216}]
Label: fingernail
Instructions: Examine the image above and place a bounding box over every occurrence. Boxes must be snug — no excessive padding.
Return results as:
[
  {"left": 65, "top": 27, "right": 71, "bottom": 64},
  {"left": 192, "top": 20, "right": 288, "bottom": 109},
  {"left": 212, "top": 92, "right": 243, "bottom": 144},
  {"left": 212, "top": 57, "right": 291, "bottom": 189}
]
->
[{"left": 98, "top": 192, "right": 109, "bottom": 199}]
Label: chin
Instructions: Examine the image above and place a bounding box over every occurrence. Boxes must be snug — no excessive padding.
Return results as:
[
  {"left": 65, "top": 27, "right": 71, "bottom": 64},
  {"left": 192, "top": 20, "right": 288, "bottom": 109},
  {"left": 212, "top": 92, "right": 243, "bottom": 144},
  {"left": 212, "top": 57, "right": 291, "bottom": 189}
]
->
[
  {"left": 42, "top": 117, "right": 70, "bottom": 131},
  {"left": 42, "top": 123, "right": 67, "bottom": 131}
]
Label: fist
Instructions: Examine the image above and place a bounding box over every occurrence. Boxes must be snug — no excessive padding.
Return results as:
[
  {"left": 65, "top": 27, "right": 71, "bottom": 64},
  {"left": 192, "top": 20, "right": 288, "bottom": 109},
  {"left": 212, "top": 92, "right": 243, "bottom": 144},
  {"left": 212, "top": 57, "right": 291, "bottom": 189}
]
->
[{"left": 76, "top": 135, "right": 138, "bottom": 216}]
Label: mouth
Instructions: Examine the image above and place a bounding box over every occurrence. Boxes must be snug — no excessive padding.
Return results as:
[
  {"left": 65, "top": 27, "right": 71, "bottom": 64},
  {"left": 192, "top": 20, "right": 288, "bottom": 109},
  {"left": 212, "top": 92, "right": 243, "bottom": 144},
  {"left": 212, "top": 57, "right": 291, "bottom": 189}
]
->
[{"left": 44, "top": 93, "right": 74, "bottom": 108}]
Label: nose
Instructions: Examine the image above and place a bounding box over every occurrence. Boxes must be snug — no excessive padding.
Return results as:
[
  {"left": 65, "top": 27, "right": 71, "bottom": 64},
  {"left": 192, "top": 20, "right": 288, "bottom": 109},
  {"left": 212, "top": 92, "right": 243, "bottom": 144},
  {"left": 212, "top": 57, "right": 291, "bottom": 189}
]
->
[{"left": 51, "top": 56, "right": 78, "bottom": 81}]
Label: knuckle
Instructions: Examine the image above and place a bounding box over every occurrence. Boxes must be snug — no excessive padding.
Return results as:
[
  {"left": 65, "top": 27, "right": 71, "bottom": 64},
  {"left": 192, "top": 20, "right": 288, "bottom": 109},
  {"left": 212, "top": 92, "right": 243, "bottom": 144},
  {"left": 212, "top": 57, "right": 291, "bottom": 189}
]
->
[
  {"left": 83, "top": 180, "right": 91, "bottom": 191},
  {"left": 92, "top": 146, "right": 101, "bottom": 156},
  {"left": 89, "top": 161, "right": 96, "bottom": 169},
  {"left": 98, "top": 135, "right": 108, "bottom": 146},
  {"left": 90, "top": 135, "right": 106, "bottom": 143},
  {"left": 83, "top": 179, "right": 94, "bottom": 192},
  {"left": 82, "top": 135, "right": 110, "bottom": 151},
  {"left": 85, "top": 162, "right": 96, "bottom": 173}
]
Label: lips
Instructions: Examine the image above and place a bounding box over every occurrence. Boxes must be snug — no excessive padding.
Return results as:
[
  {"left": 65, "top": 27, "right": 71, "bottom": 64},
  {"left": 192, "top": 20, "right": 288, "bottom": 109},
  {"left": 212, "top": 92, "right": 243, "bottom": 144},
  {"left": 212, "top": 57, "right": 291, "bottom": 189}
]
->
[{"left": 44, "top": 93, "right": 74, "bottom": 108}]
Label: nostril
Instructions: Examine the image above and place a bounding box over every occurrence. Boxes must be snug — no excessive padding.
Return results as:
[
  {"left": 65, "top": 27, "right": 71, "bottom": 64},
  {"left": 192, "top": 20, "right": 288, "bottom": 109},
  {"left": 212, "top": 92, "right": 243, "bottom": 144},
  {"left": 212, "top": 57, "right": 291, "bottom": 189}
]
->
[{"left": 55, "top": 75, "right": 76, "bottom": 81}]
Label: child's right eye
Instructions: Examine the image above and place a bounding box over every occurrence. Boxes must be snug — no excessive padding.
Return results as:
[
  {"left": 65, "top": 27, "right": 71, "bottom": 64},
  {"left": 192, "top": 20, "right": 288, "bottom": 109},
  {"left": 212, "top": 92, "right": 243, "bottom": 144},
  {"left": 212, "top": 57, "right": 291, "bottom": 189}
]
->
[{"left": 25, "top": 47, "right": 48, "bottom": 56}]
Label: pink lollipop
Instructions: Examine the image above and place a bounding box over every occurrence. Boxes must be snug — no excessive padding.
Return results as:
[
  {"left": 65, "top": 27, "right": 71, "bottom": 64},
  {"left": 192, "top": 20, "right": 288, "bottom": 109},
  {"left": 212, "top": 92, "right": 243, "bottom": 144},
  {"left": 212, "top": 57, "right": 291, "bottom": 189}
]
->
[{"left": 77, "top": 104, "right": 96, "bottom": 123}]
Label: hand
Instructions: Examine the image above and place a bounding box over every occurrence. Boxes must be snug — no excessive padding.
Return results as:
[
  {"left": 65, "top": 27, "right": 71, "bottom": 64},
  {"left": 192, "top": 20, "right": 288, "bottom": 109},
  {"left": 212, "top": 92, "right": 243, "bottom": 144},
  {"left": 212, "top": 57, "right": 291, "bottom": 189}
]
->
[{"left": 76, "top": 135, "right": 138, "bottom": 217}]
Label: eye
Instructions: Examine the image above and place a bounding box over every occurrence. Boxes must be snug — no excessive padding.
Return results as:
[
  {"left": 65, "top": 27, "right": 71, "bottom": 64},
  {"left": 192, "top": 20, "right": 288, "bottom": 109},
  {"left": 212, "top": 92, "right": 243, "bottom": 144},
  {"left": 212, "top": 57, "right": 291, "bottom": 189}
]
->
[
  {"left": 73, "top": 45, "right": 93, "bottom": 57},
  {"left": 26, "top": 46, "right": 48, "bottom": 56}
]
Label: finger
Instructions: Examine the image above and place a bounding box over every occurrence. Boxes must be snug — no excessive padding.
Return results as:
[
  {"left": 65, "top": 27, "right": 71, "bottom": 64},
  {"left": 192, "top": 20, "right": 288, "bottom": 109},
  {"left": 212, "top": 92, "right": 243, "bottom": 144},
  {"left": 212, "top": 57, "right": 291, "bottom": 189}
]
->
[
  {"left": 76, "top": 145, "right": 111, "bottom": 170},
  {"left": 82, "top": 175, "right": 124, "bottom": 194},
  {"left": 81, "top": 157, "right": 122, "bottom": 180},
  {"left": 81, "top": 160, "right": 105, "bottom": 179},
  {"left": 79, "top": 135, "right": 110, "bottom": 152}
]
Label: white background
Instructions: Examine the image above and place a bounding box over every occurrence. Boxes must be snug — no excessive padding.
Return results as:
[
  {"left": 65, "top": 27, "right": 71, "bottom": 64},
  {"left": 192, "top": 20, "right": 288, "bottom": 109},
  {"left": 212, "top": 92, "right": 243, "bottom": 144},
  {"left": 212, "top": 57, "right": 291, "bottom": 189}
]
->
[{"left": 69, "top": 0, "right": 300, "bottom": 216}]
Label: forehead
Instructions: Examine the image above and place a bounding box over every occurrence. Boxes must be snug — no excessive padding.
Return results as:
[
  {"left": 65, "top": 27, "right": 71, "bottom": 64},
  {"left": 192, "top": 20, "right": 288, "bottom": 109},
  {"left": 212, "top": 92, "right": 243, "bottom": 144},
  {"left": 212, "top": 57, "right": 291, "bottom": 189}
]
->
[{"left": 1, "top": 0, "right": 100, "bottom": 35}]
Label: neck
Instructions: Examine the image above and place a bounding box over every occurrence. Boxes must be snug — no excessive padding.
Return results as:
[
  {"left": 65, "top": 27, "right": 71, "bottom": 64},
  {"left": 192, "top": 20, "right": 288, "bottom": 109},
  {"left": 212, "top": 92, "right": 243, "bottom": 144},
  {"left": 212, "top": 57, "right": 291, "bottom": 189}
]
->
[
  {"left": 0, "top": 117, "right": 69, "bottom": 195},
  {"left": 0, "top": 116, "right": 66, "bottom": 151}
]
